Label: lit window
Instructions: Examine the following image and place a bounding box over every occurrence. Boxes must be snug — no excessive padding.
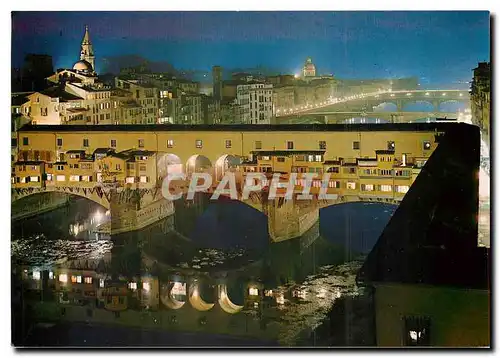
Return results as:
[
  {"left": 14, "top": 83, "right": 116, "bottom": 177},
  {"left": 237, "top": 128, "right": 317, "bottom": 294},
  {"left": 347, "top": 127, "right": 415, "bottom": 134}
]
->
[
  {"left": 195, "top": 139, "right": 202, "bottom": 148},
  {"left": 76, "top": 276, "right": 82, "bottom": 283},
  {"left": 346, "top": 182, "right": 356, "bottom": 190},
  {"left": 362, "top": 184, "right": 374, "bottom": 191},
  {"left": 261, "top": 156, "right": 270, "bottom": 161},
  {"left": 99, "top": 279, "right": 105, "bottom": 288},
  {"left": 84, "top": 277, "right": 92, "bottom": 284},
  {"left": 381, "top": 185, "right": 392, "bottom": 192},
  {"left": 56, "top": 175, "right": 66, "bottom": 182},
  {"left": 397, "top": 185, "right": 409, "bottom": 193},
  {"left": 32, "top": 271, "right": 41, "bottom": 280},
  {"left": 249, "top": 287, "right": 259, "bottom": 296},
  {"left": 387, "top": 141, "right": 395, "bottom": 150},
  {"left": 59, "top": 274, "right": 68, "bottom": 283},
  {"left": 423, "top": 140, "right": 431, "bottom": 150},
  {"left": 167, "top": 139, "right": 174, "bottom": 148},
  {"left": 276, "top": 295, "right": 285, "bottom": 305},
  {"left": 69, "top": 175, "right": 80, "bottom": 182},
  {"left": 110, "top": 139, "right": 116, "bottom": 148},
  {"left": 138, "top": 139, "right": 144, "bottom": 148},
  {"left": 71, "top": 275, "right": 77, "bottom": 283},
  {"left": 264, "top": 290, "right": 273, "bottom": 297},
  {"left": 404, "top": 317, "right": 430, "bottom": 346},
  {"left": 49, "top": 271, "right": 54, "bottom": 280},
  {"left": 128, "top": 282, "right": 137, "bottom": 290},
  {"left": 126, "top": 177, "right": 135, "bottom": 184},
  {"left": 30, "top": 176, "right": 39, "bottom": 182},
  {"left": 140, "top": 176, "right": 148, "bottom": 183},
  {"left": 225, "top": 139, "right": 232, "bottom": 149},
  {"left": 143, "top": 282, "right": 150, "bottom": 292}
]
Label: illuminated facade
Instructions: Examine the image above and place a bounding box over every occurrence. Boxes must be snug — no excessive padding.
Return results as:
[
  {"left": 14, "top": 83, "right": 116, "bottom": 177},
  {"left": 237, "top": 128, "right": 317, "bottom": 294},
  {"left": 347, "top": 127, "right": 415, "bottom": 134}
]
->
[
  {"left": 302, "top": 57, "right": 316, "bottom": 77},
  {"left": 236, "top": 83, "right": 274, "bottom": 124}
]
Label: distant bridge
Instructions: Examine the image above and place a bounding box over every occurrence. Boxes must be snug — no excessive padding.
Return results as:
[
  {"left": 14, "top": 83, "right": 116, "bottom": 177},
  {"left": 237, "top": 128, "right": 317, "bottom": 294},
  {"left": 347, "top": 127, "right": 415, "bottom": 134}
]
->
[
  {"left": 280, "top": 111, "right": 458, "bottom": 125},
  {"left": 276, "top": 89, "right": 470, "bottom": 118}
]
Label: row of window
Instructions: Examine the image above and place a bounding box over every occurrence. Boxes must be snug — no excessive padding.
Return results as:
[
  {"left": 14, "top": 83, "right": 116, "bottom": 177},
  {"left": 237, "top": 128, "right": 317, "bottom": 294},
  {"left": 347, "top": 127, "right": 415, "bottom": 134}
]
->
[{"left": 21, "top": 137, "right": 432, "bottom": 155}]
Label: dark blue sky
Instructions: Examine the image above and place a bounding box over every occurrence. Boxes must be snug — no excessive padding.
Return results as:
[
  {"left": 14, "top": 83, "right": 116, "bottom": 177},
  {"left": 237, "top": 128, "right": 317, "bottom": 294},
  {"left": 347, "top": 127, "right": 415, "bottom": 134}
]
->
[{"left": 12, "top": 11, "right": 490, "bottom": 85}]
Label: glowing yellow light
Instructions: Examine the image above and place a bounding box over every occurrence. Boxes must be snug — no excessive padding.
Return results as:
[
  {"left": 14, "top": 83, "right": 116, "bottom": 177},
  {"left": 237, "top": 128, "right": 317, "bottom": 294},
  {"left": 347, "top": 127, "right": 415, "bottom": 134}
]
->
[
  {"left": 59, "top": 274, "right": 68, "bottom": 283},
  {"left": 248, "top": 287, "right": 259, "bottom": 296}
]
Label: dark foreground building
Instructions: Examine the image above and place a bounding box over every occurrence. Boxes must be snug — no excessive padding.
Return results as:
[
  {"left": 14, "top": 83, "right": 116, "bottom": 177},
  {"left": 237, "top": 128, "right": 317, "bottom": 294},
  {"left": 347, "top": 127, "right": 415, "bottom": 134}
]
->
[{"left": 357, "top": 123, "right": 490, "bottom": 347}]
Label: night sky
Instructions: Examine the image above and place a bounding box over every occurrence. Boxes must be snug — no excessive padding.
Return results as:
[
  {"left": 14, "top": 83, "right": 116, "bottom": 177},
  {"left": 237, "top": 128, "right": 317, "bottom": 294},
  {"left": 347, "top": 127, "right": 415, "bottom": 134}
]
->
[{"left": 12, "top": 11, "right": 490, "bottom": 86}]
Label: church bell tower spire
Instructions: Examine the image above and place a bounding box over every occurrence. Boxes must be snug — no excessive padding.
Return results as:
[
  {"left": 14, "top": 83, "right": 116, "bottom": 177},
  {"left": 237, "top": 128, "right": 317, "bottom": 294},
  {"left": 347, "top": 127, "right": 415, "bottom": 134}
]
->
[{"left": 80, "top": 25, "right": 95, "bottom": 72}]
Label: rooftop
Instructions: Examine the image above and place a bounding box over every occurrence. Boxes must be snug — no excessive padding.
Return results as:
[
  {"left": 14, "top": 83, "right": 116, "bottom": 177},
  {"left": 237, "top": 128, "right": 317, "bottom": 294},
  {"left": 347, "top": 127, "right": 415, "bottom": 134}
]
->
[
  {"left": 38, "top": 86, "right": 83, "bottom": 102},
  {"left": 18, "top": 123, "right": 461, "bottom": 133}
]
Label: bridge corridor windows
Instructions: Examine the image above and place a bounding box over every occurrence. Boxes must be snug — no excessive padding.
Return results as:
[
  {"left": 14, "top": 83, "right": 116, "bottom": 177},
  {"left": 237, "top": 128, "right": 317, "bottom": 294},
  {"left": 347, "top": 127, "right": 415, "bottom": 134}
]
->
[
  {"left": 195, "top": 139, "right": 203, "bottom": 149},
  {"left": 110, "top": 139, "right": 116, "bottom": 148},
  {"left": 56, "top": 138, "right": 63, "bottom": 147},
  {"left": 346, "top": 181, "right": 356, "bottom": 190},
  {"left": 287, "top": 141, "right": 294, "bottom": 150},
  {"left": 167, "top": 139, "right": 174, "bottom": 148},
  {"left": 353, "top": 141, "right": 360, "bottom": 150},
  {"left": 319, "top": 141, "right": 326, "bottom": 150},
  {"left": 380, "top": 185, "right": 393, "bottom": 192},
  {"left": 396, "top": 185, "right": 409, "bottom": 193},
  {"left": 83, "top": 138, "right": 89, "bottom": 147},
  {"left": 361, "top": 184, "right": 374, "bottom": 192},
  {"left": 255, "top": 141, "right": 262, "bottom": 150},
  {"left": 387, "top": 141, "right": 396, "bottom": 150},
  {"left": 423, "top": 140, "right": 431, "bottom": 150},
  {"left": 22, "top": 137, "right": 29, "bottom": 146},
  {"left": 225, "top": 140, "right": 232, "bottom": 149}
]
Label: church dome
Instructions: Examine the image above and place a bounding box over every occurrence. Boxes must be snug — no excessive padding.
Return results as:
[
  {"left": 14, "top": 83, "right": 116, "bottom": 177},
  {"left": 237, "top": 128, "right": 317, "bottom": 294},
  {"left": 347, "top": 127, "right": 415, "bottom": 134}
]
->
[{"left": 73, "top": 60, "right": 93, "bottom": 72}]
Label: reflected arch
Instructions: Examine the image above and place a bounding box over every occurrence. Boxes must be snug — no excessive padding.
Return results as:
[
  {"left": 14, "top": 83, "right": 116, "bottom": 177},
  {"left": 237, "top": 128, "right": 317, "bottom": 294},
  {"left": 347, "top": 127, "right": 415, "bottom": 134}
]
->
[
  {"left": 157, "top": 153, "right": 183, "bottom": 180},
  {"left": 218, "top": 284, "right": 244, "bottom": 314},
  {"left": 186, "top": 155, "right": 213, "bottom": 177},
  {"left": 160, "top": 279, "right": 187, "bottom": 310},
  {"left": 189, "top": 278, "right": 215, "bottom": 311}
]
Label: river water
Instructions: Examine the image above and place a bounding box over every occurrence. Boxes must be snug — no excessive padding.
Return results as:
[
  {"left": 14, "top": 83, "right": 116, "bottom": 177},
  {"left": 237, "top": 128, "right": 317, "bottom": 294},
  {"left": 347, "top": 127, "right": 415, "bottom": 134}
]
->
[{"left": 11, "top": 195, "right": 396, "bottom": 347}]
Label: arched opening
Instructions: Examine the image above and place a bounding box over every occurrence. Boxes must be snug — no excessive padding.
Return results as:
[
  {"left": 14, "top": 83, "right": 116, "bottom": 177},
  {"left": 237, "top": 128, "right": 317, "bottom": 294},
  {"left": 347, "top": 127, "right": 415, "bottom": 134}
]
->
[
  {"left": 186, "top": 155, "right": 213, "bottom": 178},
  {"left": 160, "top": 279, "right": 187, "bottom": 310},
  {"left": 402, "top": 100, "right": 434, "bottom": 112},
  {"left": 157, "top": 153, "right": 182, "bottom": 179},
  {"left": 214, "top": 154, "right": 241, "bottom": 181},
  {"left": 438, "top": 100, "right": 467, "bottom": 113},
  {"left": 372, "top": 102, "right": 397, "bottom": 112}
]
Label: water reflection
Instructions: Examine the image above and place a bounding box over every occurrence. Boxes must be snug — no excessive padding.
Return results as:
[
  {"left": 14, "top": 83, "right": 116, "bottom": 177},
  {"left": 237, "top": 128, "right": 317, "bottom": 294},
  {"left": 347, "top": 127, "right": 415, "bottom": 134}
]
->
[{"left": 12, "top": 196, "right": 395, "bottom": 346}]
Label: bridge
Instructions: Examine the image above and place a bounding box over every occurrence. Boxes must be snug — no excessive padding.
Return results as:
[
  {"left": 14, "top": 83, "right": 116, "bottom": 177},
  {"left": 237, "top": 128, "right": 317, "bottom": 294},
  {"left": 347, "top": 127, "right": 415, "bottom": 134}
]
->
[
  {"left": 276, "top": 89, "right": 470, "bottom": 121},
  {"left": 279, "top": 111, "right": 459, "bottom": 125},
  {"left": 13, "top": 123, "right": 446, "bottom": 241}
]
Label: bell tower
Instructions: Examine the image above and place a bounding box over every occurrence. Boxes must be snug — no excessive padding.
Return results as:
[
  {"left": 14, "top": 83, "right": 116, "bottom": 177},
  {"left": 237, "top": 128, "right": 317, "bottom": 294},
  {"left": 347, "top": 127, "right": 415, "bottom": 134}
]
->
[{"left": 80, "top": 25, "right": 95, "bottom": 71}]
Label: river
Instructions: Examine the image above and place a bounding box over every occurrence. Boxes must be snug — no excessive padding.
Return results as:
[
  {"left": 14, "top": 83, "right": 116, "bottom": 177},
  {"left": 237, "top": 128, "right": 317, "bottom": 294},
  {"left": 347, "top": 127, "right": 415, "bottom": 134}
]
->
[{"left": 11, "top": 196, "right": 396, "bottom": 347}]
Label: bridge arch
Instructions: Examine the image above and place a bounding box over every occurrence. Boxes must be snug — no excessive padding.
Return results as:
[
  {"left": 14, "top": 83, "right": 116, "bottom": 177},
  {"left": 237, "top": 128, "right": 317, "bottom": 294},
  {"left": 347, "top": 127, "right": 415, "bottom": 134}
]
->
[
  {"left": 214, "top": 154, "right": 242, "bottom": 182},
  {"left": 401, "top": 100, "right": 435, "bottom": 112},
  {"left": 186, "top": 155, "right": 213, "bottom": 178},
  {"left": 157, "top": 153, "right": 183, "bottom": 179},
  {"left": 11, "top": 187, "right": 110, "bottom": 210},
  {"left": 437, "top": 99, "right": 468, "bottom": 113}
]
